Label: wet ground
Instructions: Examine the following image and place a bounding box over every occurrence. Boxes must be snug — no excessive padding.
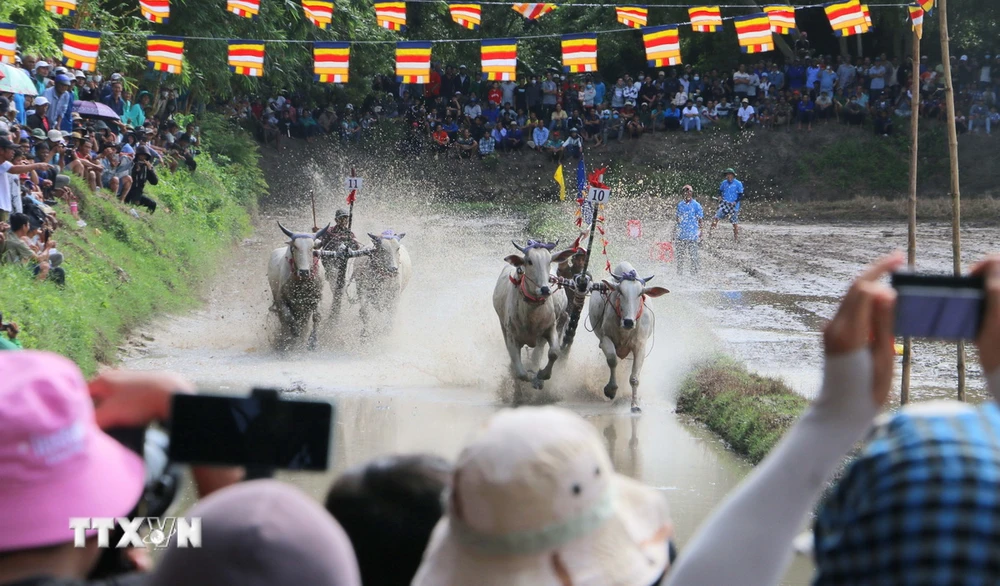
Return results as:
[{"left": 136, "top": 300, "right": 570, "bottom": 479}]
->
[{"left": 122, "top": 190, "right": 996, "bottom": 585}]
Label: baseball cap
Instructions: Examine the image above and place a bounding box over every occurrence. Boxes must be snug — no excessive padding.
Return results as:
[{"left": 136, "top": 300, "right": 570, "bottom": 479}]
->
[
  {"left": 55, "top": 74, "right": 72, "bottom": 85},
  {"left": 682, "top": 184, "right": 693, "bottom": 193},
  {"left": 32, "top": 96, "right": 49, "bottom": 107},
  {"left": 961, "top": 55, "right": 968, "bottom": 61},
  {"left": 412, "top": 407, "right": 673, "bottom": 586},
  {"left": 34, "top": 60, "right": 50, "bottom": 69},
  {"left": 0, "top": 352, "right": 145, "bottom": 551}
]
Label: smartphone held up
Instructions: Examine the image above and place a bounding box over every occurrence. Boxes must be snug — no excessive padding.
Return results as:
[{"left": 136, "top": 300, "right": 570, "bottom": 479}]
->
[{"left": 891, "top": 273, "right": 986, "bottom": 342}]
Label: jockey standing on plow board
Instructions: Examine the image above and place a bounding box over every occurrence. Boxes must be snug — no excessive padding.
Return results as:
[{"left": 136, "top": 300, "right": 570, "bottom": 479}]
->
[{"left": 316, "top": 209, "right": 361, "bottom": 275}]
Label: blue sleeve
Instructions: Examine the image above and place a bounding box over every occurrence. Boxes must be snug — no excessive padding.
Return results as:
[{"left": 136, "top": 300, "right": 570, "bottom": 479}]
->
[{"left": 697, "top": 202, "right": 704, "bottom": 217}]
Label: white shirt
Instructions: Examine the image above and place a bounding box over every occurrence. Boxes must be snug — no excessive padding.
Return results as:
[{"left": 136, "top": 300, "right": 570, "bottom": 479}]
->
[
  {"left": 683, "top": 105, "right": 700, "bottom": 118},
  {"left": 738, "top": 105, "right": 756, "bottom": 122},
  {"left": 0, "top": 161, "right": 13, "bottom": 213}
]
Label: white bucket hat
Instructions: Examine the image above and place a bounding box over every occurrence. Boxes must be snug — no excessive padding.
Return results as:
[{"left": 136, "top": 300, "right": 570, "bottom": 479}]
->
[{"left": 412, "top": 407, "right": 673, "bottom": 586}]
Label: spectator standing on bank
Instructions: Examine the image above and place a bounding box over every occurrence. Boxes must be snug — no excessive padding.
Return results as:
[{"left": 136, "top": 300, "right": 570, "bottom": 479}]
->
[
  {"left": 709, "top": 167, "right": 744, "bottom": 242},
  {"left": 674, "top": 185, "right": 703, "bottom": 275}
]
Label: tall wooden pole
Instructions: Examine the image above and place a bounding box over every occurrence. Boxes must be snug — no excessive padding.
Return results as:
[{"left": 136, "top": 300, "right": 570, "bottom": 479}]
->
[
  {"left": 901, "top": 32, "right": 921, "bottom": 405},
  {"left": 937, "top": 0, "right": 966, "bottom": 401}
]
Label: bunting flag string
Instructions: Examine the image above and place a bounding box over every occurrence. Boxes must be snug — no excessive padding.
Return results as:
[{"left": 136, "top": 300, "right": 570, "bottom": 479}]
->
[
  {"left": 303, "top": 0, "right": 335, "bottom": 28},
  {"left": 908, "top": 3, "right": 922, "bottom": 38},
  {"left": 62, "top": 30, "right": 101, "bottom": 71},
  {"left": 227, "top": 0, "right": 260, "bottom": 19},
  {"left": 481, "top": 38, "right": 517, "bottom": 80},
  {"left": 396, "top": 41, "right": 431, "bottom": 83},
  {"left": 561, "top": 33, "right": 597, "bottom": 73},
  {"left": 45, "top": 0, "right": 78, "bottom": 17},
  {"left": 825, "top": 0, "right": 869, "bottom": 36},
  {"left": 642, "top": 25, "right": 681, "bottom": 66},
  {"left": 139, "top": 0, "right": 170, "bottom": 23},
  {"left": 616, "top": 6, "right": 648, "bottom": 28},
  {"left": 512, "top": 3, "right": 556, "bottom": 20},
  {"left": 918, "top": 0, "right": 933, "bottom": 13},
  {"left": 688, "top": 5, "right": 722, "bottom": 32},
  {"left": 734, "top": 12, "right": 775, "bottom": 53},
  {"left": 449, "top": 3, "right": 482, "bottom": 30},
  {"left": 862, "top": 3, "right": 872, "bottom": 27},
  {"left": 228, "top": 40, "right": 265, "bottom": 76},
  {"left": 314, "top": 41, "right": 349, "bottom": 82},
  {"left": 763, "top": 5, "right": 796, "bottom": 34},
  {"left": 375, "top": 2, "right": 407, "bottom": 31},
  {"left": 147, "top": 35, "right": 183, "bottom": 73},
  {"left": 0, "top": 23, "right": 16, "bottom": 65}
]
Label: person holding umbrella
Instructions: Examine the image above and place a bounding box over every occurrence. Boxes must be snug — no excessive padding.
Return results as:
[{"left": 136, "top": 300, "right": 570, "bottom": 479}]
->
[
  {"left": 123, "top": 145, "right": 158, "bottom": 214},
  {"left": 709, "top": 168, "right": 744, "bottom": 243}
]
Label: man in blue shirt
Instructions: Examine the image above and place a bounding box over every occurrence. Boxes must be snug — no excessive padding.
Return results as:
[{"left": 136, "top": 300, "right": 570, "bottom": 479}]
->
[
  {"left": 674, "top": 185, "right": 704, "bottom": 275},
  {"left": 710, "top": 168, "right": 744, "bottom": 242}
]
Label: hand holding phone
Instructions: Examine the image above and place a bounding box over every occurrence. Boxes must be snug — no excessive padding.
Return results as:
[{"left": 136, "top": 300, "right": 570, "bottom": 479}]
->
[
  {"left": 970, "top": 256, "right": 1000, "bottom": 373},
  {"left": 891, "top": 273, "right": 986, "bottom": 341}
]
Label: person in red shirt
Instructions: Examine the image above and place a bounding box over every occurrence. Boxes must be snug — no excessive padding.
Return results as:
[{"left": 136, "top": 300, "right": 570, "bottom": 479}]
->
[
  {"left": 487, "top": 82, "right": 503, "bottom": 106},
  {"left": 424, "top": 65, "right": 442, "bottom": 100},
  {"left": 431, "top": 123, "right": 450, "bottom": 155}
]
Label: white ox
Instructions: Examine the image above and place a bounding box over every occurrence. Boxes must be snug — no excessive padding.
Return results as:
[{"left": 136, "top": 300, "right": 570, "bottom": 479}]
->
[
  {"left": 352, "top": 230, "right": 411, "bottom": 332},
  {"left": 493, "top": 240, "right": 576, "bottom": 389},
  {"left": 588, "top": 261, "right": 669, "bottom": 412},
  {"left": 267, "top": 222, "right": 328, "bottom": 349}
]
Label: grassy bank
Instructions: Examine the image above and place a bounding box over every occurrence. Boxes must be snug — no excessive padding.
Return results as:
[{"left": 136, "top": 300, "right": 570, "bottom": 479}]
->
[
  {"left": 0, "top": 114, "right": 266, "bottom": 375},
  {"left": 676, "top": 356, "right": 809, "bottom": 464}
]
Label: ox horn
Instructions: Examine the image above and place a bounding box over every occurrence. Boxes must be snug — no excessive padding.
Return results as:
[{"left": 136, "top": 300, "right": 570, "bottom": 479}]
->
[
  {"left": 511, "top": 241, "right": 528, "bottom": 254},
  {"left": 277, "top": 221, "right": 295, "bottom": 240},
  {"left": 641, "top": 275, "right": 655, "bottom": 284},
  {"left": 610, "top": 271, "right": 623, "bottom": 282},
  {"left": 314, "top": 224, "right": 331, "bottom": 240}
]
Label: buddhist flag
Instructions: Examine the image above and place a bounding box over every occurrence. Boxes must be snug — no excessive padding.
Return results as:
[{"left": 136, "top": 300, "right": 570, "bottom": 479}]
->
[
  {"left": 62, "top": 30, "right": 100, "bottom": 71},
  {"left": 862, "top": 4, "right": 872, "bottom": 27},
  {"left": 825, "top": 0, "right": 868, "bottom": 36},
  {"left": 562, "top": 33, "right": 597, "bottom": 73},
  {"left": 554, "top": 164, "right": 566, "bottom": 201},
  {"left": 763, "top": 5, "right": 796, "bottom": 34},
  {"left": 689, "top": 6, "right": 722, "bottom": 32},
  {"left": 616, "top": 6, "right": 648, "bottom": 29},
  {"left": 642, "top": 25, "right": 681, "bottom": 67},
  {"left": 314, "top": 42, "right": 349, "bottom": 83},
  {"left": 396, "top": 41, "right": 431, "bottom": 84},
  {"left": 512, "top": 3, "right": 555, "bottom": 20},
  {"left": 139, "top": 0, "right": 170, "bottom": 23},
  {"left": 227, "top": 0, "right": 260, "bottom": 19},
  {"left": 45, "top": 0, "right": 77, "bottom": 16},
  {"left": 919, "top": 0, "right": 933, "bottom": 14},
  {"left": 909, "top": 4, "right": 923, "bottom": 39},
  {"left": 449, "top": 3, "right": 481, "bottom": 30},
  {"left": 375, "top": 2, "right": 407, "bottom": 31},
  {"left": 228, "top": 40, "right": 264, "bottom": 77},
  {"left": 147, "top": 36, "right": 183, "bottom": 74},
  {"left": 0, "top": 23, "right": 16, "bottom": 65},
  {"left": 303, "top": 0, "right": 335, "bottom": 28},
  {"left": 734, "top": 13, "right": 774, "bottom": 54},
  {"left": 481, "top": 38, "right": 516, "bottom": 81}
]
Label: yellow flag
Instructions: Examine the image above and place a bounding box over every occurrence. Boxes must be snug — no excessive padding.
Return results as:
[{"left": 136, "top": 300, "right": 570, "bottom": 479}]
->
[{"left": 554, "top": 164, "right": 566, "bottom": 201}]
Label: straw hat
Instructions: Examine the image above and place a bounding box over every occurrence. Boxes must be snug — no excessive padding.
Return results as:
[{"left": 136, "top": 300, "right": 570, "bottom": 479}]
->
[{"left": 412, "top": 407, "right": 673, "bottom": 586}]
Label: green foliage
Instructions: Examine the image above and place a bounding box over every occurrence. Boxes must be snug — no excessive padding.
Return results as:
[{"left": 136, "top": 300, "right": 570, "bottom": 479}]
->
[{"left": 0, "top": 118, "right": 264, "bottom": 374}]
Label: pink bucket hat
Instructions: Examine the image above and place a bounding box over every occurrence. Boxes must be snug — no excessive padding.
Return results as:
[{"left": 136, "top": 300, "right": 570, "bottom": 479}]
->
[
  {"left": 0, "top": 351, "right": 145, "bottom": 552},
  {"left": 412, "top": 406, "right": 674, "bottom": 586}
]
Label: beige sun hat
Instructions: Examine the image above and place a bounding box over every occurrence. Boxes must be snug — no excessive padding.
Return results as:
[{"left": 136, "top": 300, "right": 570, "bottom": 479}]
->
[{"left": 412, "top": 406, "right": 673, "bottom": 586}]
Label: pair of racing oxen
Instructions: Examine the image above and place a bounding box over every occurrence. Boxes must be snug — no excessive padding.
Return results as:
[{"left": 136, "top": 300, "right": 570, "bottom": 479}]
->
[
  {"left": 267, "top": 222, "right": 411, "bottom": 348},
  {"left": 493, "top": 239, "right": 668, "bottom": 412}
]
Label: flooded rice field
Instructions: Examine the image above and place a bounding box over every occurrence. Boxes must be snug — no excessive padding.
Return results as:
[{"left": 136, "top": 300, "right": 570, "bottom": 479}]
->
[{"left": 122, "top": 186, "right": 997, "bottom": 585}]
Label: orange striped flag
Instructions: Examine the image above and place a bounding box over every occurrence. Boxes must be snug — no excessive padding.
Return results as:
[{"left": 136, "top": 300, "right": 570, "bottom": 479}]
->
[
  {"left": 62, "top": 30, "right": 100, "bottom": 71},
  {"left": 0, "top": 23, "right": 16, "bottom": 65},
  {"left": 449, "top": 3, "right": 481, "bottom": 30},
  {"left": 139, "top": 0, "right": 170, "bottom": 23},
  {"left": 689, "top": 6, "right": 722, "bottom": 32},
  {"left": 616, "top": 6, "right": 648, "bottom": 29},
  {"left": 45, "top": 0, "right": 77, "bottom": 17},
  {"left": 825, "top": 0, "right": 869, "bottom": 36},
  {"left": 396, "top": 42, "right": 431, "bottom": 83},
  {"left": 481, "top": 38, "right": 516, "bottom": 81},
  {"left": 862, "top": 4, "right": 872, "bottom": 27},
  {"left": 734, "top": 13, "right": 775, "bottom": 54},
  {"left": 228, "top": 40, "right": 264, "bottom": 77},
  {"left": 375, "top": 2, "right": 407, "bottom": 30},
  {"left": 561, "top": 33, "right": 597, "bottom": 73},
  {"left": 763, "top": 5, "right": 796, "bottom": 34},
  {"left": 512, "top": 3, "right": 555, "bottom": 20},
  {"left": 303, "top": 0, "right": 335, "bottom": 28},
  {"left": 227, "top": 0, "right": 260, "bottom": 19},
  {"left": 642, "top": 25, "right": 681, "bottom": 67},
  {"left": 919, "top": 0, "right": 933, "bottom": 13},
  {"left": 314, "top": 42, "right": 349, "bottom": 83},
  {"left": 147, "top": 36, "right": 183, "bottom": 74},
  {"left": 908, "top": 3, "right": 923, "bottom": 39}
]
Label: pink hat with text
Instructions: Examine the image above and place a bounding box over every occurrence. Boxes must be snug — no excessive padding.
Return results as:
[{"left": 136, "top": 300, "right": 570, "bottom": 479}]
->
[{"left": 0, "top": 351, "right": 145, "bottom": 552}]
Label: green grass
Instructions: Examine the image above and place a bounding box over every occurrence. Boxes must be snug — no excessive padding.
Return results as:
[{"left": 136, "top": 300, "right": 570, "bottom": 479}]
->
[
  {"left": 676, "top": 355, "right": 809, "bottom": 464},
  {"left": 0, "top": 114, "right": 265, "bottom": 375}
]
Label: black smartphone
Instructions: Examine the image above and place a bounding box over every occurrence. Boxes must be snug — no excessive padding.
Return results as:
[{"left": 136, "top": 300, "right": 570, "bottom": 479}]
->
[
  {"left": 105, "top": 426, "right": 146, "bottom": 458},
  {"left": 891, "top": 273, "right": 986, "bottom": 341},
  {"left": 168, "top": 391, "right": 334, "bottom": 471}
]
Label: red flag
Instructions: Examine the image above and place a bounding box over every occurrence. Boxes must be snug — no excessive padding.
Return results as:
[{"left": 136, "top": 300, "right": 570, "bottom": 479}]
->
[
  {"left": 346, "top": 190, "right": 356, "bottom": 204},
  {"left": 588, "top": 167, "right": 608, "bottom": 188},
  {"left": 605, "top": 260, "right": 612, "bottom": 272}
]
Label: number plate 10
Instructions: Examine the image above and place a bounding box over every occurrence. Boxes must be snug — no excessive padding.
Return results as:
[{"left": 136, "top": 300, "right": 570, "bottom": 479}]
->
[{"left": 587, "top": 186, "right": 611, "bottom": 204}]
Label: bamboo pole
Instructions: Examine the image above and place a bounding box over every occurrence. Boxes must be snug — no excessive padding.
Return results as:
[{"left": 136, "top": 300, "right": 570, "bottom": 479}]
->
[
  {"left": 937, "top": 0, "right": 966, "bottom": 401},
  {"left": 901, "top": 31, "right": 921, "bottom": 405}
]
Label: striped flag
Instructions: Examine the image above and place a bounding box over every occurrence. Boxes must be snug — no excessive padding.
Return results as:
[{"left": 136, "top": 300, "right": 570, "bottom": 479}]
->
[
  {"left": 303, "top": 0, "right": 335, "bottom": 28},
  {"left": 227, "top": 0, "right": 260, "bottom": 19},
  {"left": 734, "top": 13, "right": 775, "bottom": 54},
  {"left": 688, "top": 6, "right": 722, "bottom": 32},
  {"left": 763, "top": 5, "right": 796, "bottom": 34},
  {"left": 825, "top": 0, "right": 869, "bottom": 36},
  {"left": 449, "top": 3, "right": 481, "bottom": 30},
  {"left": 642, "top": 25, "right": 681, "bottom": 67},
  {"left": 919, "top": 0, "right": 933, "bottom": 13},
  {"left": 512, "top": 3, "right": 555, "bottom": 20},
  {"left": 909, "top": 3, "right": 923, "bottom": 39},
  {"left": 0, "top": 23, "right": 16, "bottom": 65},
  {"left": 228, "top": 40, "right": 265, "bottom": 77},
  {"left": 147, "top": 35, "right": 183, "bottom": 74},
  {"left": 561, "top": 33, "right": 597, "bottom": 74},
  {"left": 62, "top": 30, "right": 101, "bottom": 71},
  {"left": 375, "top": 2, "right": 407, "bottom": 31},
  {"left": 314, "top": 42, "right": 349, "bottom": 83},
  {"left": 139, "top": 0, "right": 170, "bottom": 23},
  {"left": 396, "top": 41, "right": 431, "bottom": 84},
  {"left": 481, "top": 38, "right": 516, "bottom": 81},
  {"left": 616, "top": 6, "right": 648, "bottom": 29},
  {"left": 45, "top": 0, "right": 77, "bottom": 17},
  {"left": 862, "top": 4, "right": 872, "bottom": 27}
]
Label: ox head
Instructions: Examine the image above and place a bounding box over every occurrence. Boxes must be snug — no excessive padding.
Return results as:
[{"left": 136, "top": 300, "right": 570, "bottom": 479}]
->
[
  {"left": 368, "top": 230, "right": 406, "bottom": 276},
  {"left": 603, "top": 262, "right": 669, "bottom": 330},
  {"left": 505, "top": 240, "right": 576, "bottom": 299},
  {"left": 279, "top": 221, "right": 328, "bottom": 279}
]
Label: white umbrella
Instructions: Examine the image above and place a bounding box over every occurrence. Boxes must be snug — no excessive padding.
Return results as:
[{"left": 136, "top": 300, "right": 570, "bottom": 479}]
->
[{"left": 0, "top": 62, "right": 39, "bottom": 96}]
